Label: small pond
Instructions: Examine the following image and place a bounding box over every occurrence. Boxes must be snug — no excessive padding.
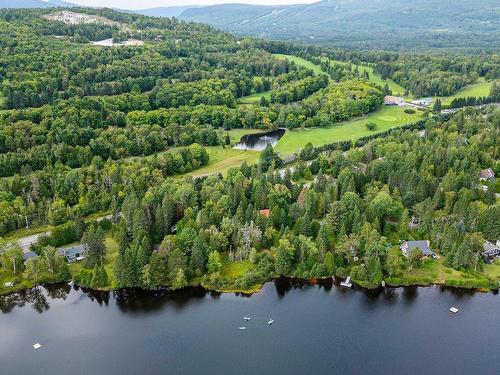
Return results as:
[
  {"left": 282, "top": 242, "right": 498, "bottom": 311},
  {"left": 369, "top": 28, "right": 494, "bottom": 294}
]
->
[{"left": 233, "top": 129, "right": 285, "bottom": 151}]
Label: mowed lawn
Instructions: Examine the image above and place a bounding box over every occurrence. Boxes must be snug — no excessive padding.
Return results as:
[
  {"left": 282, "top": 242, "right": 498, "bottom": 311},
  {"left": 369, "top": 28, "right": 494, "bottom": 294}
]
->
[
  {"left": 329, "top": 59, "right": 407, "bottom": 97},
  {"left": 274, "top": 106, "right": 422, "bottom": 156},
  {"left": 274, "top": 54, "right": 324, "bottom": 75},
  {"left": 188, "top": 146, "right": 259, "bottom": 177},
  {"left": 274, "top": 53, "right": 407, "bottom": 98},
  {"left": 226, "top": 128, "right": 267, "bottom": 144},
  {"left": 356, "top": 64, "right": 407, "bottom": 97},
  {"left": 440, "top": 80, "right": 493, "bottom": 105},
  {"left": 238, "top": 90, "right": 271, "bottom": 104}
]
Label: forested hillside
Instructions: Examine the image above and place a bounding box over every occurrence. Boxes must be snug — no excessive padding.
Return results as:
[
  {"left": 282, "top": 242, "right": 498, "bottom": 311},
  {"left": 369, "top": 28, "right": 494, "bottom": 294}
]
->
[
  {"left": 177, "top": 0, "right": 500, "bottom": 51},
  {"left": 0, "top": 8, "right": 499, "bottom": 295}
]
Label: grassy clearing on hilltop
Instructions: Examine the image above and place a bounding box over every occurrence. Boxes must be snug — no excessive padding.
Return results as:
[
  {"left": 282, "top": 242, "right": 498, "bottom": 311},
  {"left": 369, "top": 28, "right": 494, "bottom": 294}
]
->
[
  {"left": 274, "top": 54, "right": 325, "bottom": 75},
  {"left": 440, "top": 80, "right": 493, "bottom": 105},
  {"left": 188, "top": 146, "right": 259, "bottom": 177},
  {"left": 274, "top": 106, "right": 422, "bottom": 156},
  {"left": 238, "top": 91, "right": 271, "bottom": 104},
  {"left": 276, "top": 53, "right": 406, "bottom": 97}
]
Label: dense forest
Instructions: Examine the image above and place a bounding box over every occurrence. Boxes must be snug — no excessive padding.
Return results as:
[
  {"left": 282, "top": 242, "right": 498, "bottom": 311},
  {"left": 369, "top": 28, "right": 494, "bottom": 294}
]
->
[{"left": 0, "top": 8, "right": 499, "bottom": 294}]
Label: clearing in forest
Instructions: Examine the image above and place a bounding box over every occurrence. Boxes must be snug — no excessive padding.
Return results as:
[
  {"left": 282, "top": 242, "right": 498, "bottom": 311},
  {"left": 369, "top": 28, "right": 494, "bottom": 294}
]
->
[{"left": 274, "top": 106, "right": 422, "bottom": 156}]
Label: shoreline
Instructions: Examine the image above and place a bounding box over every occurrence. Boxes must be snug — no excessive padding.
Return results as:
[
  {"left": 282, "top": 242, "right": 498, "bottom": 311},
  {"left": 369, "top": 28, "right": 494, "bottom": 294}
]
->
[{"left": 2, "top": 274, "right": 498, "bottom": 298}]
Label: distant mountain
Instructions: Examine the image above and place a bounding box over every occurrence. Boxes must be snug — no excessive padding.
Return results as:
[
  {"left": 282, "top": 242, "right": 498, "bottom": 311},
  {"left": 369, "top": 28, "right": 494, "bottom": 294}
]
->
[
  {"left": 0, "top": 0, "right": 75, "bottom": 8},
  {"left": 176, "top": 0, "right": 500, "bottom": 50},
  {"left": 135, "top": 6, "right": 199, "bottom": 19}
]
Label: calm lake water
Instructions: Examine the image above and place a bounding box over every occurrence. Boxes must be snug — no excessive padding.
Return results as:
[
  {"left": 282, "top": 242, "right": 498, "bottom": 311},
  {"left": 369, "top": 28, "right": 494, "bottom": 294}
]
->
[
  {"left": 1, "top": 280, "right": 499, "bottom": 375},
  {"left": 233, "top": 129, "right": 285, "bottom": 151}
]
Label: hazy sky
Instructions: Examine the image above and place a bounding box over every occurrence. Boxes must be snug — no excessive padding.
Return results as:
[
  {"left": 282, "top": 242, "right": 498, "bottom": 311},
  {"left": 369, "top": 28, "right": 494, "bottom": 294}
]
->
[{"left": 70, "top": 1, "right": 319, "bottom": 10}]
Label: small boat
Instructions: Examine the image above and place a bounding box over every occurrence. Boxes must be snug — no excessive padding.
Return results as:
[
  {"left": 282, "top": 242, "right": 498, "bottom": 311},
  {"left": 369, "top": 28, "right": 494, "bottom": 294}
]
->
[
  {"left": 238, "top": 326, "right": 247, "bottom": 330},
  {"left": 68, "top": 281, "right": 74, "bottom": 286},
  {"left": 267, "top": 319, "right": 274, "bottom": 325},
  {"left": 33, "top": 343, "right": 42, "bottom": 350},
  {"left": 449, "top": 307, "right": 459, "bottom": 314},
  {"left": 340, "top": 276, "right": 352, "bottom": 288},
  {"left": 243, "top": 316, "right": 251, "bottom": 321}
]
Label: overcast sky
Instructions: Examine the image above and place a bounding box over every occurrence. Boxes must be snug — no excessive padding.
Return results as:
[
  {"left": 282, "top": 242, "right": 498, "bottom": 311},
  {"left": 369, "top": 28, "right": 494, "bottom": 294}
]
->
[{"left": 69, "top": 0, "right": 318, "bottom": 10}]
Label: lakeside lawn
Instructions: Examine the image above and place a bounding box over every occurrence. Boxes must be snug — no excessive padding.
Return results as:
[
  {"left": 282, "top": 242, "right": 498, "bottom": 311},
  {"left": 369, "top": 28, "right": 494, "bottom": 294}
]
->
[
  {"left": 386, "top": 247, "right": 499, "bottom": 289},
  {"left": 68, "top": 233, "right": 119, "bottom": 288},
  {"left": 274, "top": 54, "right": 324, "bottom": 75},
  {"left": 274, "top": 106, "right": 423, "bottom": 156},
  {"left": 187, "top": 146, "right": 259, "bottom": 177},
  {"left": 226, "top": 128, "right": 267, "bottom": 144},
  {"left": 440, "top": 80, "right": 492, "bottom": 105}
]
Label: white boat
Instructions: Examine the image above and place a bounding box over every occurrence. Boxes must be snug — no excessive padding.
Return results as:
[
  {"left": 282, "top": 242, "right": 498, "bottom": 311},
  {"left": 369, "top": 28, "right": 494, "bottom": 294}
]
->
[
  {"left": 33, "top": 343, "right": 42, "bottom": 350},
  {"left": 68, "top": 281, "right": 74, "bottom": 286},
  {"left": 238, "top": 326, "right": 247, "bottom": 330},
  {"left": 340, "top": 276, "right": 352, "bottom": 288},
  {"left": 243, "top": 316, "right": 251, "bottom": 321},
  {"left": 267, "top": 319, "right": 274, "bottom": 325},
  {"left": 449, "top": 307, "right": 459, "bottom": 314}
]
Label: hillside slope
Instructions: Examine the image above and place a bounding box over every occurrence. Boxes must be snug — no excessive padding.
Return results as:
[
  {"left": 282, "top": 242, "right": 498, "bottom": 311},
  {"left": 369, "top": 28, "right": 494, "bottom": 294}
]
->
[{"left": 178, "top": 0, "right": 499, "bottom": 50}]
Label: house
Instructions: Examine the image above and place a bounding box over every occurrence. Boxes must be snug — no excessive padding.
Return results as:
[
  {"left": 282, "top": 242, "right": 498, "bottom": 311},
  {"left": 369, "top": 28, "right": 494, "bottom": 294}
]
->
[
  {"left": 482, "top": 240, "right": 500, "bottom": 263},
  {"left": 479, "top": 168, "right": 495, "bottom": 182},
  {"left": 23, "top": 251, "right": 38, "bottom": 262},
  {"left": 400, "top": 240, "right": 436, "bottom": 258},
  {"left": 384, "top": 95, "right": 405, "bottom": 106},
  {"left": 259, "top": 209, "right": 271, "bottom": 218},
  {"left": 58, "top": 245, "right": 87, "bottom": 263},
  {"left": 411, "top": 97, "right": 433, "bottom": 107}
]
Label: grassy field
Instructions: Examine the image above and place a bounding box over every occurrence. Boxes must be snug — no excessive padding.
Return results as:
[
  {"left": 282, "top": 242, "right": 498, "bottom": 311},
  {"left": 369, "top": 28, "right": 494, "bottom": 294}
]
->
[
  {"left": 226, "top": 128, "right": 267, "bottom": 144},
  {"left": 238, "top": 90, "right": 271, "bottom": 104},
  {"left": 274, "top": 106, "right": 422, "bottom": 156},
  {"left": 274, "top": 54, "right": 324, "bottom": 75},
  {"left": 327, "top": 59, "right": 407, "bottom": 97},
  {"left": 357, "top": 64, "right": 407, "bottom": 97},
  {"left": 67, "top": 233, "right": 119, "bottom": 288},
  {"left": 187, "top": 146, "right": 259, "bottom": 177},
  {"left": 440, "top": 80, "right": 492, "bottom": 105},
  {"left": 385, "top": 247, "right": 500, "bottom": 289}
]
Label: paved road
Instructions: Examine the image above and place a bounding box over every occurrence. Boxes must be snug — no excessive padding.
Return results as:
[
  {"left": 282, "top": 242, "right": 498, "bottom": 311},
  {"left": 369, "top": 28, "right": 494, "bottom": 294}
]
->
[
  {"left": 17, "top": 232, "right": 50, "bottom": 252},
  {"left": 13, "top": 214, "right": 115, "bottom": 253}
]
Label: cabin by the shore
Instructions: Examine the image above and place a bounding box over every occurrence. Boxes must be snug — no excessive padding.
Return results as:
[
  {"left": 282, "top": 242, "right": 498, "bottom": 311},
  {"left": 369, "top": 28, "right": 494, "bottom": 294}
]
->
[
  {"left": 400, "top": 240, "right": 436, "bottom": 258},
  {"left": 58, "top": 245, "right": 87, "bottom": 263},
  {"left": 479, "top": 168, "right": 495, "bottom": 182},
  {"left": 482, "top": 240, "right": 500, "bottom": 263}
]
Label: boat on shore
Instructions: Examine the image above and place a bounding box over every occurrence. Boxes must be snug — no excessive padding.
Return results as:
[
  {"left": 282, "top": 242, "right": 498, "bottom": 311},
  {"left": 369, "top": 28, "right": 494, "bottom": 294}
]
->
[{"left": 340, "top": 276, "right": 353, "bottom": 288}]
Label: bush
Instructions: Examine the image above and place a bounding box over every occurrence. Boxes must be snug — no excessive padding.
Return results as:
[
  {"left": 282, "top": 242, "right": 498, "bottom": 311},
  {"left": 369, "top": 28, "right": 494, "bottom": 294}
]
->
[
  {"left": 365, "top": 122, "right": 377, "bottom": 131},
  {"left": 404, "top": 109, "right": 416, "bottom": 114}
]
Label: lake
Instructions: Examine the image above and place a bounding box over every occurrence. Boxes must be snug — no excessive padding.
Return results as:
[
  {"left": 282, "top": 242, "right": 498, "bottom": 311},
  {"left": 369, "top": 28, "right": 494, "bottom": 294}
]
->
[
  {"left": 233, "top": 129, "right": 285, "bottom": 151},
  {"left": 1, "top": 280, "right": 499, "bottom": 375}
]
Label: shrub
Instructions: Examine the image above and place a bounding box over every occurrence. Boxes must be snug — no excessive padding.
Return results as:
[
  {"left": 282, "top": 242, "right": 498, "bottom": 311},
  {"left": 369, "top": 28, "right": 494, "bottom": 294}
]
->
[
  {"left": 404, "top": 109, "right": 416, "bottom": 114},
  {"left": 365, "top": 122, "right": 377, "bottom": 131}
]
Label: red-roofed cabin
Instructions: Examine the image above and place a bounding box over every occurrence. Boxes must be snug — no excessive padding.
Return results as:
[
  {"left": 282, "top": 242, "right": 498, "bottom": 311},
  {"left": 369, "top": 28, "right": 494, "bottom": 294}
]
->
[{"left": 259, "top": 209, "right": 270, "bottom": 218}]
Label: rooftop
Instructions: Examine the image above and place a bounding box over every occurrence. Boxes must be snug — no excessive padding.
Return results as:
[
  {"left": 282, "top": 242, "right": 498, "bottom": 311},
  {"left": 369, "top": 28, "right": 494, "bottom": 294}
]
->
[
  {"left": 480, "top": 168, "right": 494, "bottom": 180},
  {"left": 58, "top": 245, "right": 86, "bottom": 258},
  {"left": 404, "top": 240, "right": 435, "bottom": 256}
]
